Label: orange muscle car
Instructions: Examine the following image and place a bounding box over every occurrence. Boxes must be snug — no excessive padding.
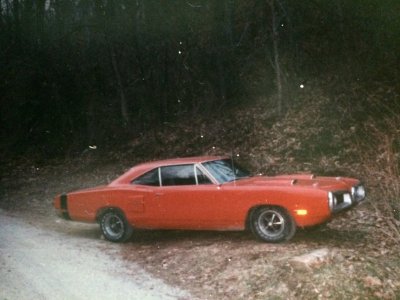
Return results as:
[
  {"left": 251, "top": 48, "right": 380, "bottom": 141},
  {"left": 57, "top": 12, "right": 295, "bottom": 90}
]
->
[{"left": 54, "top": 156, "right": 366, "bottom": 243}]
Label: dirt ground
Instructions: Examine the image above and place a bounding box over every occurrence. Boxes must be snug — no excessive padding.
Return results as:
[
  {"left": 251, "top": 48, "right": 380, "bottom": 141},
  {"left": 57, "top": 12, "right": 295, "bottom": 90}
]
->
[
  {"left": 1, "top": 157, "right": 400, "bottom": 299},
  {"left": 0, "top": 210, "right": 188, "bottom": 300}
]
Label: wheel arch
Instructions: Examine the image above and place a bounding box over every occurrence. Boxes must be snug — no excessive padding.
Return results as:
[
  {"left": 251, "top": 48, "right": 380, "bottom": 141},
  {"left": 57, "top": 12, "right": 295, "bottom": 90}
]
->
[
  {"left": 245, "top": 204, "right": 297, "bottom": 230},
  {"left": 96, "top": 206, "right": 127, "bottom": 224}
]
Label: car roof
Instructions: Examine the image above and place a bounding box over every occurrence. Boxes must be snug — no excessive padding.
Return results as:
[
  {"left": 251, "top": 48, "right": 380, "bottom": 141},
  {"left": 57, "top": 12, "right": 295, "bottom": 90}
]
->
[
  {"left": 136, "top": 155, "right": 229, "bottom": 168},
  {"left": 109, "top": 155, "right": 229, "bottom": 186}
]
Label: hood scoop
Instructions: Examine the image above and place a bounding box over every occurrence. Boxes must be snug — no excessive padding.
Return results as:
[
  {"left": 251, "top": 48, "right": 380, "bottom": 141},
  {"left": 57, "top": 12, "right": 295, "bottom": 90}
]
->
[
  {"left": 290, "top": 178, "right": 319, "bottom": 187},
  {"left": 277, "top": 174, "right": 316, "bottom": 180}
]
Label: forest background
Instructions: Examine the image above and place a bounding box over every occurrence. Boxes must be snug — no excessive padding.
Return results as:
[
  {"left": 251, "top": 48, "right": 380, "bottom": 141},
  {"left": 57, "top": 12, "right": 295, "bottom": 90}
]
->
[
  {"left": 1, "top": 0, "right": 400, "bottom": 241},
  {"left": 1, "top": 0, "right": 398, "bottom": 157}
]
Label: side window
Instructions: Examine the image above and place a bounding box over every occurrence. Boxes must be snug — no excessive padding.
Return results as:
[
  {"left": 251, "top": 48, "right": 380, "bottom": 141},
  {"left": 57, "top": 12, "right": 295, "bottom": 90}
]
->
[
  {"left": 196, "top": 167, "right": 212, "bottom": 184},
  {"left": 161, "top": 165, "right": 196, "bottom": 186},
  {"left": 132, "top": 168, "right": 160, "bottom": 186}
]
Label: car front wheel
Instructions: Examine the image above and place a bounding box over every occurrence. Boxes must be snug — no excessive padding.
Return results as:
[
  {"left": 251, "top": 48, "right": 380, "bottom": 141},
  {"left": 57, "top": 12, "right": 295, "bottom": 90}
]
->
[
  {"left": 250, "top": 206, "right": 296, "bottom": 243},
  {"left": 100, "top": 210, "right": 133, "bottom": 243}
]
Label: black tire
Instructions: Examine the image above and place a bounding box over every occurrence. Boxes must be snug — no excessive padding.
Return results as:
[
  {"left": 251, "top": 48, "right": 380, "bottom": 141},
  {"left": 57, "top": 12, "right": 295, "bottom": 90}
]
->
[
  {"left": 250, "top": 206, "right": 296, "bottom": 243},
  {"left": 100, "top": 210, "right": 133, "bottom": 243}
]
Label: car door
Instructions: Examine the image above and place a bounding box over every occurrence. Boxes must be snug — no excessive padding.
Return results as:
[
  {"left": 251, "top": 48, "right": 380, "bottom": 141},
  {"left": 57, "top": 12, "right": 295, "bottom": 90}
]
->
[{"left": 148, "top": 164, "right": 233, "bottom": 229}]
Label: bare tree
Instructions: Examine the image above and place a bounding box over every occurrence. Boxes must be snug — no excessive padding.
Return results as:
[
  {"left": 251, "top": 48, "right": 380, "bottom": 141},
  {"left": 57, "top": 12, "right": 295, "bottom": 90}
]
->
[
  {"left": 109, "top": 43, "right": 130, "bottom": 126},
  {"left": 267, "top": 0, "right": 285, "bottom": 115}
]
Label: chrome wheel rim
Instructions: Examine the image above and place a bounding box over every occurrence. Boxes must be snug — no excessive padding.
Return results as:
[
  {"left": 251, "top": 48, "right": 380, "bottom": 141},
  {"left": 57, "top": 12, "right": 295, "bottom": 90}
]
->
[
  {"left": 103, "top": 214, "right": 124, "bottom": 239},
  {"left": 258, "top": 210, "right": 285, "bottom": 237}
]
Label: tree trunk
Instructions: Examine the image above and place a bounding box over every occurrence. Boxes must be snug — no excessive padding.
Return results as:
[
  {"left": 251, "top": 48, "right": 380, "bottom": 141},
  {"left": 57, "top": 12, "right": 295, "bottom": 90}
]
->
[
  {"left": 224, "top": 0, "right": 234, "bottom": 46},
  {"left": 216, "top": 52, "right": 227, "bottom": 104},
  {"left": 110, "top": 43, "right": 130, "bottom": 126},
  {"left": 35, "top": 0, "right": 46, "bottom": 46},
  {"left": 268, "top": 0, "right": 283, "bottom": 115},
  {"left": 12, "top": 0, "right": 21, "bottom": 47},
  {"left": 135, "top": 0, "right": 145, "bottom": 48}
]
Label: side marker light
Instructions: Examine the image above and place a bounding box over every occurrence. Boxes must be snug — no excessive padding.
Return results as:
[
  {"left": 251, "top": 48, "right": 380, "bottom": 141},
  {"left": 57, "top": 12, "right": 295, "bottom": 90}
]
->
[{"left": 295, "top": 209, "right": 308, "bottom": 216}]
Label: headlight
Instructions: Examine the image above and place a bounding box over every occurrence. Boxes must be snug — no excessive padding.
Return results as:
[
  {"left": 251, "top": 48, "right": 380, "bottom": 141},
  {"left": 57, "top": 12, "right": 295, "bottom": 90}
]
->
[{"left": 352, "top": 185, "right": 366, "bottom": 202}]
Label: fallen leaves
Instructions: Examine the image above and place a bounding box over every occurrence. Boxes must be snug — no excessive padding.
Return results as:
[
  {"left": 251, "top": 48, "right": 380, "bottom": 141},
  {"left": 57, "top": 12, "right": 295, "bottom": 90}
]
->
[
  {"left": 289, "top": 248, "right": 332, "bottom": 271},
  {"left": 363, "top": 275, "right": 382, "bottom": 288}
]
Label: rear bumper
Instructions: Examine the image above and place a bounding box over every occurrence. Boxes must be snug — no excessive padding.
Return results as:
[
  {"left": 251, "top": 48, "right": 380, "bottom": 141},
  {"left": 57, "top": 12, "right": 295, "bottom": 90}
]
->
[
  {"left": 56, "top": 210, "right": 71, "bottom": 220},
  {"left": 54, "top": 194, "right": 71, "bottom": 220}
]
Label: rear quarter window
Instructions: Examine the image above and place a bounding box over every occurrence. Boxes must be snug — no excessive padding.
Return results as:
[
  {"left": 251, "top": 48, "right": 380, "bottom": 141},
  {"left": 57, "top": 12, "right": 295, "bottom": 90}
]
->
[{"left": 131, "top": 168, "right": 160, "bottom": 186}]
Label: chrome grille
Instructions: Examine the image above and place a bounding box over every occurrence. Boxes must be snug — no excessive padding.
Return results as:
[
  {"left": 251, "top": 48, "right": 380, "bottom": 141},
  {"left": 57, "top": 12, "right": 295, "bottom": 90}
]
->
[{"left": 329, "top": 191, "right": 353, "bottom": 213}]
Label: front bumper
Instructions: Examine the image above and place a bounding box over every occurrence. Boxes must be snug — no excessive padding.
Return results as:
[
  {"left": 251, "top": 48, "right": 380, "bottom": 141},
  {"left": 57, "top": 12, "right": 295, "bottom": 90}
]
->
[{"left": 329, "top": 185, "right": 366, "bottom": 213}]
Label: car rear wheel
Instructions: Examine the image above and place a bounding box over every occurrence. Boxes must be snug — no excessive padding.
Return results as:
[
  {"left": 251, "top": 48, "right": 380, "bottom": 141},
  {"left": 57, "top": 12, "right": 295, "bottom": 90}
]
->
[
  {"left": 250, "top": 206, "right": 296, "bottom": 243},
  {"left": 100, "top": 210, "right": 133, "bottom": 243}
]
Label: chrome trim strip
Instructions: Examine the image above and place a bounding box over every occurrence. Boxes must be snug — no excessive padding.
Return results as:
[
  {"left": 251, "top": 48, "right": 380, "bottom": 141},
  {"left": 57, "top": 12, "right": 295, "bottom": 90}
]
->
[
  {"left": 158, "top": 167, "right": 162, "bottom": 187},
  {"left": 194, "top": 165, "right": 199, "bottom": 185},
  {"left": 328, "top": 192, "right": 334, "bottom": 211}
]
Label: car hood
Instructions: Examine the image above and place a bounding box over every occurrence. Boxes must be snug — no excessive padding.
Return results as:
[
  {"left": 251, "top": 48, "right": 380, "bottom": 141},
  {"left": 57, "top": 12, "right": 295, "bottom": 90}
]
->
[{"left": 226, "top": 174, "right": 358, "bottom": 191}]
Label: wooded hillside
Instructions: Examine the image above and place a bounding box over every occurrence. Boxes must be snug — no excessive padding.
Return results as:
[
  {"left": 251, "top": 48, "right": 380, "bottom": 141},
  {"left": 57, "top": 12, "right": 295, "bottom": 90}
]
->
[{"left": 1, "top": 0, "right": 399, "bottom": 158}]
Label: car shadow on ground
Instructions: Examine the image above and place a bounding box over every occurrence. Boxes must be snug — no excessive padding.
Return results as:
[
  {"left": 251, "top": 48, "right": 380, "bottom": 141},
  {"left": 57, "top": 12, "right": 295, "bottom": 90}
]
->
[
  {"left": 55, "top": 220, "right": 368, "bottom": 249},
  {"left": 295, "top": 226, "right": 368, "bottom": 247},
  {"left": 128, "top": 229, "right": 255, "bottom": 246},
  {"left": 127, "top": 226, "right": 368, "bottom": 247}
]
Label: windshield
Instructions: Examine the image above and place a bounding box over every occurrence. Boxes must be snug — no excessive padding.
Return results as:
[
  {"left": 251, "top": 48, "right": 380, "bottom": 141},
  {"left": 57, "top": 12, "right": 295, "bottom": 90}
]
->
[{"left": 202, "top": 159, "right": 250, "bottom": 184}]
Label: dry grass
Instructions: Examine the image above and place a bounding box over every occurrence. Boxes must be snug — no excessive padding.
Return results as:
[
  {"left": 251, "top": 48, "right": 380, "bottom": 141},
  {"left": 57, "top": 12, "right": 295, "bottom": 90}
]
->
[{"left": 359, "top": 118, "right": 400, "bottom": 244}]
